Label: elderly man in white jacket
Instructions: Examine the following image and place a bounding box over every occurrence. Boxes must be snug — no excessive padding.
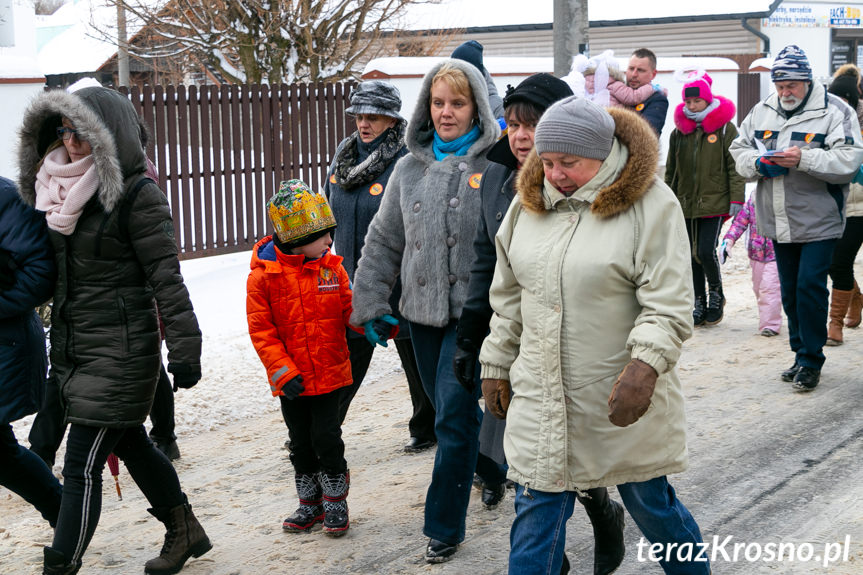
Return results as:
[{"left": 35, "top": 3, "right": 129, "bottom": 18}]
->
[
  {"left": 480, "top": 96, "right": 708, "bottom": 575},
  {"left": 730, "top": 45, "right": 863, "bottom": 392}
]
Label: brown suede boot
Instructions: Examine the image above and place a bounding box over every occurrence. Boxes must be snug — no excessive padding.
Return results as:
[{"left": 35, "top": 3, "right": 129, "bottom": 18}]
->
[
  {"left": 144, "top": 495, "right": 212, "bottom": 575},
  {"left": 827, "top": 289, "right": 854, "bottom": 346},
  {"left": 845, "top": 281, "right": 862, "bottom": 328}
]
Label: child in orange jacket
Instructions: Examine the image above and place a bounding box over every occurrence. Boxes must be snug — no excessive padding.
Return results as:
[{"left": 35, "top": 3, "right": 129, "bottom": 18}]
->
[{"left": 247, "top": 179, "right": 395, "bottom": 536}]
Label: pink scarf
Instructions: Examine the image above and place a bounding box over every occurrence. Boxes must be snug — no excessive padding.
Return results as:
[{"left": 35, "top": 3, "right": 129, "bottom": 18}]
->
[{"left": 34, "top": 147, "right": 100, "bottom": 235}]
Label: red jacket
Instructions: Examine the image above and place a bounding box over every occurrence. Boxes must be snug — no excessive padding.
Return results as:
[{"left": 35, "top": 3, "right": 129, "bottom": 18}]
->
[{"left": 247, "top": 236, "right": 355, "bottom": 397}]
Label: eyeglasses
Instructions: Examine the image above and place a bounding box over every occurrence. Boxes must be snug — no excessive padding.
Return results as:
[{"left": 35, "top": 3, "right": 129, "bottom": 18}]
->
[{"left": 56, "top": 127, "right": 81, "bottom": 141}]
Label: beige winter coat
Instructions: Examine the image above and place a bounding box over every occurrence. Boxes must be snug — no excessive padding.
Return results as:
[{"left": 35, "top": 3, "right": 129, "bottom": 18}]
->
[{"left": 479, "top": 108, "right": 693, "bottom": 491}]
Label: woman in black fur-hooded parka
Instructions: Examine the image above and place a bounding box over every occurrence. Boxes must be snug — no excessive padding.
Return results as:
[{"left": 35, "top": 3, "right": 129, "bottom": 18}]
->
[{"left": 17, "top": 86, "right": 210, "bottom": 575}]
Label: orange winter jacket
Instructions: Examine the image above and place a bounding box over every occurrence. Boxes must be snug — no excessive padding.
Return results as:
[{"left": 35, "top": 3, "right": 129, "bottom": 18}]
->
[{"left": 247, "top": 236, "right": 356, "bottom": 397}]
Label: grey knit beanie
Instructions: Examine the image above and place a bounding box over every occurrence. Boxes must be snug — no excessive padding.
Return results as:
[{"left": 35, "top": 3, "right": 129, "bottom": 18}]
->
[{"left": 534, "top": 96, "right": 615, "bottom": 160}]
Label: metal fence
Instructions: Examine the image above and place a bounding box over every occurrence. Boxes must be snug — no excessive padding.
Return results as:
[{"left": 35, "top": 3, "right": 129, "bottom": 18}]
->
[{"left": 120, "top": 82, "right": 356, "bottom": 260}]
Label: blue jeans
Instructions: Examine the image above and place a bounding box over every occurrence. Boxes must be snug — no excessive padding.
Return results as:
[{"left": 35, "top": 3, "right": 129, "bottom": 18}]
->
[
  {"left": 509, "top": 477, "right": 709, "bottom": 575},
  {"left": 773, "top": 240, "right": 836, "bottom": 369},
  {"left": 410, "top": 320, "right": 482, "bottom": 545}
]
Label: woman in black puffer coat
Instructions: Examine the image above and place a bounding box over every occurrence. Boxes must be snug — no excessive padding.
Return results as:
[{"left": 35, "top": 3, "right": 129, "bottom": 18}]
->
[
  {"left": 17, "top": 86, "right": 210, "bottom": 575},
  {"left": 0, "top": 176, "right": 62, "bottom": 528}
]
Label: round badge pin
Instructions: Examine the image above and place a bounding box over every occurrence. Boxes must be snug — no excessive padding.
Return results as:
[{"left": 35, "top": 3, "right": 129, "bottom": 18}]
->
[
  {"left": 707, "top": 134, "right": 718, "bottom": 144},
  {"left": 370, "top": 183, "right": 383, "bottom": 195},
  {"left": 635, "top": 103, "right": 645, "bottom": 111},
  {"left": 329, "top": 174, "right": 337, "bottom": 184},
  {"left": 468, "top": 173, "right": 482, "bottom": 189}
]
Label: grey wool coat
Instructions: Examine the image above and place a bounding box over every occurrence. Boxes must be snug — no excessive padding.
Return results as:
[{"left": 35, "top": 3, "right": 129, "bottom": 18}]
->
[
  {"left": 17, "top": 87, "right": 201, "bottom": 428},
  {"left": 351, "top": 58, "right": 501, "bottom": 327}
]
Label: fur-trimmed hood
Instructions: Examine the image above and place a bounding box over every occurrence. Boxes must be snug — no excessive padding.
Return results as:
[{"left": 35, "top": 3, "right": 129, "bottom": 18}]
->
[
  {"left": 405, "top": 58, "right": 501, "bottom": 163},
  {"left": 672, "top": 95, "right": 736, "bottom": 135},
  {"left": 516, "top": 106, "right": 658, "bottom": 218},
  {"left": 17, "top": 87, "right": 147, "bottom": 213}
]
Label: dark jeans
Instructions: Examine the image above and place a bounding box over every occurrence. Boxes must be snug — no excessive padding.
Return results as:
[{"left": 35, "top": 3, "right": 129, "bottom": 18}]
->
[
  {"left": 410, "top": 320, "right": 482, "bottom": 545},
  {"left": 509, "top": 477, "right": 708, "bottom": 575},
  {"left": 280, "top": 390, "right": 346, "bottom": 475},
  {"left": 0, "top": 423, "right": 62, "bottom": 526},
  {"left": 148, "top": 364, "right": 176, "bottom": 441},
  {"left": 339, "top": 331, "right": 435, "bottom": 441},
  {"left": 29, "top": 361, "right": 176, "bottom": 466},
  {"left": 685, "top": 217, "right": 723, "bottom": 297},
  {"left": 774, "top": 239, "right": 836, "bottom": 370},
  {"left": 53, "top": 424, "right": 183, "bottom": 564},
  {"left": 828, "top": 216, "right": 863, "bottom": 290}
]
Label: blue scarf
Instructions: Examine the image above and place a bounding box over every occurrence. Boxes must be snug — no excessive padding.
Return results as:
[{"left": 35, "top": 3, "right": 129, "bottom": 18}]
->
[{"left": 433, "top": 125, "right": 481, "bottom": 161}]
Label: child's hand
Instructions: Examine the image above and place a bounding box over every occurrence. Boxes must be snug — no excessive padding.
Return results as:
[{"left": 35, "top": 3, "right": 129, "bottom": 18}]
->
[
  {"left": 718, "top": 239, "right": 733, "bottom": 264},
  {"left": 364, "top": 315, "right": 399, "bottom": 347},
  {"left": 280, "top": 375, "right": 304, "bottom": 400}
]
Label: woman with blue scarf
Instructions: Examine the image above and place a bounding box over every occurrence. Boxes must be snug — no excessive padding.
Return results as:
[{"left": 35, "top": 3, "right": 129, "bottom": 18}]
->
[{"left": 351, "top": 59, "right": 500, "bottom": 564}]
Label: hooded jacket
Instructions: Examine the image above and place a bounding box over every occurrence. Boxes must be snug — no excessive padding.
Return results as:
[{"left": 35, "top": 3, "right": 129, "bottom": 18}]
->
[
  {"left": 246, "top": 237, "right": 354, "bottom": 397},
  {"left": 479, "top": 108, "right": 692, "bottom": 491},
  {"left": 16, "top": 87, "right": 201, "bottom": 428},
  {"left": 665, "top": 95, "right": 746, "bottom": 218},
  {"left": 350, "top": 58, "right": 501, "bottom": 327},
  {"left": 729, "top": 81, "right": 863, "bottom": 243},
  {"left": 0, "top": 178, "right": 55, "bottom": 425}
]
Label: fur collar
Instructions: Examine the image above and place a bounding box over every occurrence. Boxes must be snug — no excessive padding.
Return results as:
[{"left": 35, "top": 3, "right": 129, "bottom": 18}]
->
[
  {"left": 405, "top": 58, "right": 501, "bottom": 163},
  {"left": 516, "top": 107, "right": 658, "bottom": 218},
  {"left": 17, "top": 87, "right": 146, "bottom": 213},
  {"left": 672, "top": 95, "right": 736, "bottom": 135}
]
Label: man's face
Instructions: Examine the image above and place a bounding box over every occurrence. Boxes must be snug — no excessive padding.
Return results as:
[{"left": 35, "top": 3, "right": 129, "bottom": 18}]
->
[
  {"left": 775, "top": 80, "right": 809, "bottom": 111},
  {"left": 626, "top": 56, "right": 657, "bottom": 89}
]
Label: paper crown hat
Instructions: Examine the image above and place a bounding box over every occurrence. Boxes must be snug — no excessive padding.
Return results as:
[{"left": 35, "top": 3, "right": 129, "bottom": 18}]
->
[{"left": 267, "top": 179, "right": 336, "bottom": 246}]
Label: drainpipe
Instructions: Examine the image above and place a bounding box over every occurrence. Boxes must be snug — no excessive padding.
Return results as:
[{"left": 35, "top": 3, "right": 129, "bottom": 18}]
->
[{"left": 742, "top": 0, "right": 783, "bottom": 56}]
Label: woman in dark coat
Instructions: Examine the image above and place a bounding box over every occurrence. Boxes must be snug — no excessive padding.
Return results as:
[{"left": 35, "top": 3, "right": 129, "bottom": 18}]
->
[
  {"left": 17, "top": 86, "right": 210, "bottom": 575},
  {"left": 324, "top": 80, "right": 435, "bottom": 452},
  {"left": 0, "top": 175, "right": 62, "bottom": 528}
]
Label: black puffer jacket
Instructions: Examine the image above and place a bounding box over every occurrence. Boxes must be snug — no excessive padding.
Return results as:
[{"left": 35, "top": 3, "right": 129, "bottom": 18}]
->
[
  {"left": 0, "top": 177, "right": 55, "bottom": 425},
  {"left": 16, "top": 87, "right": 201, "bottom": 428}
]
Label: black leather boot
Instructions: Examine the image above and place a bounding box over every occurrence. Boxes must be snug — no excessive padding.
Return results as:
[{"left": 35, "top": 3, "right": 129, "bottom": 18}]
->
[
  {"left": 283, "top": 472, "right": 324, "bottom": 532},
  {"left": 704, "top": 286, "right": 725, "bottom": 325},
  {"left": 42, "top": 547, "right": 81, "bottom": 575},
  {"left": 321, "top": 470, "right": 350, "bottom": 536},
  {"left": 144, "top": 494, "right": 212, "bottom": 574},
  {"left": 577, "top": 488, "right": 625, "bottom": 575}
]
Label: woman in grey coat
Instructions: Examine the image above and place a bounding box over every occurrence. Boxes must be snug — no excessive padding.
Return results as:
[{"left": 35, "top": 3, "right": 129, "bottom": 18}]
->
[{"left": 351, "top": 58, "right": 500, "bottom": 563}]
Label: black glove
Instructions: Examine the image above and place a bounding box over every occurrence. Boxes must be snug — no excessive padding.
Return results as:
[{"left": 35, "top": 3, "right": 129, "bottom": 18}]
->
[
  {"left": 167, "top": 363, "right": 202, "bottom": 391},
  {"left": 0, "top": 249, "right": 17, "bottom": 291},
  {"left": 280, "top": 375, "right": 305, "bottom": 400},
  {"left": 453, "top": 343, "right": 479, "bottom": 393}
]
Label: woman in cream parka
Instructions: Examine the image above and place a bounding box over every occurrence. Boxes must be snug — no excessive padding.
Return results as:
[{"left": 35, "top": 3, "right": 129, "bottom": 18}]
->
[{"left": 479, "top": 97, "right": 708, "bottom": 575}]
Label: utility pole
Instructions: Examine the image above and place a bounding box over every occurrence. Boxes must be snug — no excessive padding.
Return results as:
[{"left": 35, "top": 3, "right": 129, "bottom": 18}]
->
[
  {"left": 553, "top": 0, "right": 588, "bottom": 77},
  {"left": 117, "top": 2, "right": 130, "bottom": 87}
]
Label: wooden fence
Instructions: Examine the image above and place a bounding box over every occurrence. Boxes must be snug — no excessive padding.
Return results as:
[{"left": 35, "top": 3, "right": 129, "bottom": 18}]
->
[{"left": 120, "top": 82, "right": 356, "bottom": 260}]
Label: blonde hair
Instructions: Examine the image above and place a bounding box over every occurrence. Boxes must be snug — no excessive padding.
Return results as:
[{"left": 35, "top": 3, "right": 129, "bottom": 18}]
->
[{"left": 431, "top": 63, "right": 475, "bottom": 103}]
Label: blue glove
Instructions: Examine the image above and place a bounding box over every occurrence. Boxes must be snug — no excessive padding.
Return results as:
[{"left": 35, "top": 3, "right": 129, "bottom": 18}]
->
[
  {"left": 363, "top": 314, "right": 399, "bottom": 347},
  {"left": 728, "top": 202, "right": 743, "bottom": 218},
  {"left": 756, "top": 158, "right": 789, "bottom": 178},
  {"left": 853, "top": 165, "right": 863, "bottom": 185},
  {"left": 280, "top": 375, "right": 304, "bottom": 400}
]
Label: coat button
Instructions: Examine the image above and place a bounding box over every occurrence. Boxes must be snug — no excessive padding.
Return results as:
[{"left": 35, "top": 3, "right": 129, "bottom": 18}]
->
[
  {"left": 459, "top": 162, "right": 468, "bottom": 171},
  {"left": 557, "top": 480, "right": 565, "bottom": 487},
  {"left": 415, "top": 241, "right": 421, "bottom": 250},
  {"left": 569, "top": 215, "right": 577, "bottom": 223},
  {"left": 413, "top": 202, "right": 421, "bottom": 213},
  {"left": 553, "top": 305, "right": 561, "bottom": 313},
  {"left": 424, "top": 168, "right": 429, "bottom": 175},
  {"left": 496, "top": 211, "right": 502, "bottom": 221},
  {"left": 418, "top": 277, "right": 427, "bottom": 286},
  {"left": 449, "top": 197, "right": 460, "bottom": 208},
  {"left": 448, "top": 274, "right": 457, "bottom": 284},
  {"left": 446, "top": 236, "right": 456, "bottom": 247}
]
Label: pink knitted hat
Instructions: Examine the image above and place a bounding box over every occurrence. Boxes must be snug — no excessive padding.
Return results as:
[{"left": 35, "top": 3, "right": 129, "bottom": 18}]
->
[{"left": 682, "top": 72, "right": 714, "bottom": 104}]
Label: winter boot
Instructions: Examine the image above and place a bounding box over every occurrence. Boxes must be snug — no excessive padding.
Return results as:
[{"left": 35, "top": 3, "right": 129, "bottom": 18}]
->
[
  {"left": 846, "top": 281, "right": 862, "bottom": 328},
  {"left": 144, "top": 495, "right": 212, "bottom": 575},
  {"left": 826, "top": 288, "right": 854, "bottom": 346},
  {"left": 577, "top": 488, "right": 625, "bottom": 575},
  {"left": 42, "top": 547, "right": 81, "bottom": 575},
  {"left": 704, "top": 286, "right": 725, "bottom": 325},
  {"left": 320, "top": 470, "right": 350, "bottom": 536},
  {"left": 151, "top": 436, "right": 181, "bottom": 461},
  {"left": 282, "top": 472, "right": 325, "bottom": 532},
  {"left": 692, "top": 295, "right": 707, "bottom": 327}
]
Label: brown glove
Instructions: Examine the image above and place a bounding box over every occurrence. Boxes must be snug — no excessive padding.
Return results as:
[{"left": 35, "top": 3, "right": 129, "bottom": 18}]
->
[
  {"left": 482, "top": 378, "right": 512, "bottom": 419},
  {"left": 607, "top": 359, "right": 658, "bottom": 427}
]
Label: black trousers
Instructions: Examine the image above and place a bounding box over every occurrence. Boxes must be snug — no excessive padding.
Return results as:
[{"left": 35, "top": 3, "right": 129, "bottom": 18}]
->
[
  {"left": 0, "top": 423, "right": 62, "bottom": 526},
  {"left": 52, "top": 424, "right": 183, "bottom": 565},
  {"left": 829, "top": 215, "right": 863, "bottom": 290},
  {"left": 280, "top": 390, "right": 346, "bottom": 475},
  {"left": 685, "top": 216, "right": 723, "bottom": 298},
  {"left": 339, "top": 331, "right": 435, "bottom": 442},
  {"left": 29, "top": 361, "right": 176, "bottom": 465}
]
